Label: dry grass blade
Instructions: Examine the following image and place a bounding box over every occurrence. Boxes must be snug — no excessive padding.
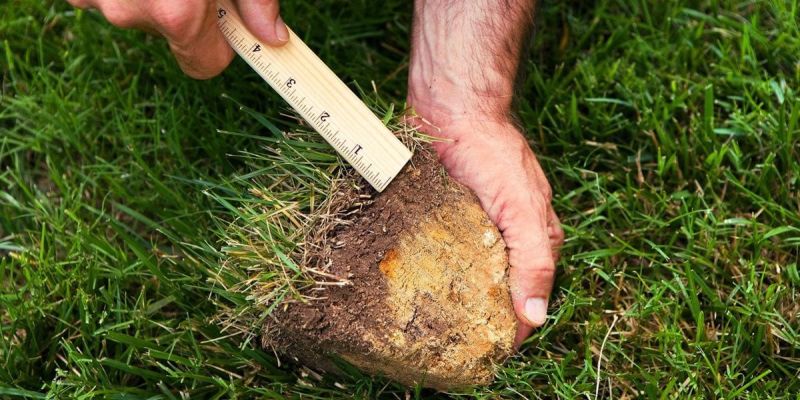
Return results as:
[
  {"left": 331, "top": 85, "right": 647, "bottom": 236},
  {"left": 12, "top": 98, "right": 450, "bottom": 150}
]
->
[{"left": 209, "top": 122, "right": 424, "bottom": 343}]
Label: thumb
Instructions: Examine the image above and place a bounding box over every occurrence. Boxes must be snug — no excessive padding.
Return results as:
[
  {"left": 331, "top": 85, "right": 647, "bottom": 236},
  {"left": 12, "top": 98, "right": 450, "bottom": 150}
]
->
[
  {"left": 236, "top": 0, "right": 289, "bottom": 46},
  {"left": 496, "top": 191, "right": 556, "bottom": 343}
]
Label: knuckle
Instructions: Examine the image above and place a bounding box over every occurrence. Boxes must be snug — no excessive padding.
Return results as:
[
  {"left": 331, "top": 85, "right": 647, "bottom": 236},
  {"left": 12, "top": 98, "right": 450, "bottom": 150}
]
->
[
  {"left": 530, "top": 191, "right": 551, "bottom": 211},
  {"left": 150, "top": 3, "right": 197, "bottom": 38},
  {"left": 510, "top": 253, "right": 555, "bottom": 275},
  {"left": 538, "top": 185, "right": 553, "bottom": 203},
  {"left": 102, "top": 6, "right": 137, "bottom": 28},
  {"left": 508, "top": 263, "right": 556, "bottom": 296},
  {"left": 554, "top": 225, "right": 565, "bottom": 243},
  {"left": 172, "top": 47, "right": 232, "bottom": 80}
]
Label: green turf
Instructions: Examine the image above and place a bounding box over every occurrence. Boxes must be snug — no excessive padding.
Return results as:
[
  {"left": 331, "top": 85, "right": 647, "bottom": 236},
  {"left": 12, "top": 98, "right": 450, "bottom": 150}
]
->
[{"left": 2, "top": 0, "right": 799, "bottom": 398}]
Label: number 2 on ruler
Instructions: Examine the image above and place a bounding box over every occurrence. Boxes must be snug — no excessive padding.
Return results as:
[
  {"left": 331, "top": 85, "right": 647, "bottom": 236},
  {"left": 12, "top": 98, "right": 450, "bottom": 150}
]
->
[
  {"left": 215, "top": 2, "right": 410, "bottom": 191},
  {"left": 216, "top": 6, "right": 365, "bottom": 160}
]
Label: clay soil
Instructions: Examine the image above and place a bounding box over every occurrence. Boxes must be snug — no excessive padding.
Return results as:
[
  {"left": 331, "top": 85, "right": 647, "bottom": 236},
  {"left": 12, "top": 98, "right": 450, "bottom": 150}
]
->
[{"left": 264, "top": 145, "right": 516, "bottom": 389}]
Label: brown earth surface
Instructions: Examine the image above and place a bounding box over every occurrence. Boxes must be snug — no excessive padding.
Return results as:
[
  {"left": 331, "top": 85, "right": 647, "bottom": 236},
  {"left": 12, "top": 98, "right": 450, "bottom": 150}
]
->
[{"left": 264, "top": 146, "right": 517, "bottom": 390}]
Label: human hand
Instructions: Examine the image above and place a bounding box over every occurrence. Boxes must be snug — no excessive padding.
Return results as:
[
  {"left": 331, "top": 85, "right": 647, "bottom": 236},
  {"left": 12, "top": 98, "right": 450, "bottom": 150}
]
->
[
  {"left": 408, "top": 110, "right": 564, "bottom": 347},
  {"left": 66, "top": 0, "right": 287, "bottom": 79},
  {"left": 408, "top": 0, "right": 560, "bottom": 348}
]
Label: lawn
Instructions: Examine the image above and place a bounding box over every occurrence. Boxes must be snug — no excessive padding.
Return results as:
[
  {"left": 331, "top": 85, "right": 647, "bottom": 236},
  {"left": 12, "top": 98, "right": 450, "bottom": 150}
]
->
[{"left": 2, "top": 0, "right": 799, "bottom": 398}]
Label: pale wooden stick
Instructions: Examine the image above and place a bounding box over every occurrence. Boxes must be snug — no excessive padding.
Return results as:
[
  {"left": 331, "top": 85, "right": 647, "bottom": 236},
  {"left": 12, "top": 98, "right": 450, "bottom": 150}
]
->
[{"left": 216, "top": 0, "right": 411, "bottom": 191}]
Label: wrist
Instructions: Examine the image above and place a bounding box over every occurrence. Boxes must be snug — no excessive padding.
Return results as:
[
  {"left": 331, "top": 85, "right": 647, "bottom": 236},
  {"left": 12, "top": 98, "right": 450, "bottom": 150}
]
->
[
  {"left": 410, "top": 111, "right": 528, "bottom": 162},
  {"left": 407, "top": 60, "right": 515, "bottom": 128},
  {"left": 407, "top": 88, "right": 511, "bottom": 129},
  {"left": 406, "top": 88, "right": 516, "bottom": 139}
]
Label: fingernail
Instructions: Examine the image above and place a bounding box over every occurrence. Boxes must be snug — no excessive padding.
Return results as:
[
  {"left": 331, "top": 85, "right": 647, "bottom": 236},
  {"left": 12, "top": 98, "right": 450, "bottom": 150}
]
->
[
  {"left": 524, "top": 297, "right": 548, "bottom": 326},
  {"left": 275, "top": 17, "right": 289, "bottom": 42}
]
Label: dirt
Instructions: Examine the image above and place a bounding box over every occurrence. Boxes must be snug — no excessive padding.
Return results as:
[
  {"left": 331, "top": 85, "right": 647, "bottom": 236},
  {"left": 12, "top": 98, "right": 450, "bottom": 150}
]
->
[{"left": 264, "top": 145, "right": 516, "bottom": 389}]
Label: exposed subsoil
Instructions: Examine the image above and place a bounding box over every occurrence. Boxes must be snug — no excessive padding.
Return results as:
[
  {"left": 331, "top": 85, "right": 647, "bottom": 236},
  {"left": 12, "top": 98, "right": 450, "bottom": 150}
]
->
[
  {"left": 262, "top": 143, "right": 516, "bottom": 389},
  {"left": 265, "top": 145, "right": 459, "bottom": 362}
]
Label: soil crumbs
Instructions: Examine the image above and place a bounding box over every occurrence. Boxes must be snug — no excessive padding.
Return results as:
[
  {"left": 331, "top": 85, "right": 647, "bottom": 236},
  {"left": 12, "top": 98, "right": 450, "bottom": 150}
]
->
[
  {"left": 266, "top": 145, "right": 454, "bottom": 350},
  {"left": 262, "top": 144, "right": 515, "bottom": 388}
]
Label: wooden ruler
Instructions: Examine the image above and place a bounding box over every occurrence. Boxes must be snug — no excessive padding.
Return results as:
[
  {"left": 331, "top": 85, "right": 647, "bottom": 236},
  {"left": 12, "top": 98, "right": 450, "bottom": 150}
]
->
[{"left": 216, "top": 0, "right": 411, "bottom": 192}]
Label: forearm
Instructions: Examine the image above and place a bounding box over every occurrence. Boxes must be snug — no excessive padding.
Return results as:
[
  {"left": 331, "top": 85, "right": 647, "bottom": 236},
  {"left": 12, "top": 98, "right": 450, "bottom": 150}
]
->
[{"left": 408, "top": 0, "right": 536, "bottom": 125}]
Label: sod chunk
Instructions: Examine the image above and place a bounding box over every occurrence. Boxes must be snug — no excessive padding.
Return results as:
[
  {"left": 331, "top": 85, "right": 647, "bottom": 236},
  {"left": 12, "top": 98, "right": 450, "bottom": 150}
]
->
[{"left": 266, "top": 147, "right": 517, "bottom": 389}]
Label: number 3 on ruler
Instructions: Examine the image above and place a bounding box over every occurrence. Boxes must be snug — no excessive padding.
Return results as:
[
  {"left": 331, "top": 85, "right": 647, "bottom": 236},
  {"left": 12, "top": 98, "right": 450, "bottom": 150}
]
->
[{"left": 215, "top": 0, "right": 412, "bottom": 192}]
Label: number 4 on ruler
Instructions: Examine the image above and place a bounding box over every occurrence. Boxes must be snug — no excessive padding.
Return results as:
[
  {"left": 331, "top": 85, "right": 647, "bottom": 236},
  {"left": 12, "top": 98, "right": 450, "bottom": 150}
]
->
[{"left": 216, "top": 0, "right": 411, "bottom": 192}]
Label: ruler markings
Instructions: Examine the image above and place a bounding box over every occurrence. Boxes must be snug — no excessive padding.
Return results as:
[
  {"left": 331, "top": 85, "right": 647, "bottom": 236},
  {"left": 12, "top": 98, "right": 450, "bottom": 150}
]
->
[
  {"left": 216, "top": 1, "right": 410, "bottom": 191},
  {"left": 285, "top": 36, "right": 405, "bottom": 165},
  {"left": 282, "top": 47, "right": 406, "bottom": 168},
  {"left": 261, "top": 30, "right": 405, "bottom": 169},
  {"left": 272, "top": 29, "right": 388, "bottom": 146},
  {"left": 268, "top": 47, "right": 391, "bottom": 165}
]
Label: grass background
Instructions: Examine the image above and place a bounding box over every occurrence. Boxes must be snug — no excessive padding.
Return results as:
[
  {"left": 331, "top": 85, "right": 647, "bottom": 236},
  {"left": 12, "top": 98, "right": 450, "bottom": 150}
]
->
[{"left": 2, "top": 0, "right": 799, "bottom": 398}]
